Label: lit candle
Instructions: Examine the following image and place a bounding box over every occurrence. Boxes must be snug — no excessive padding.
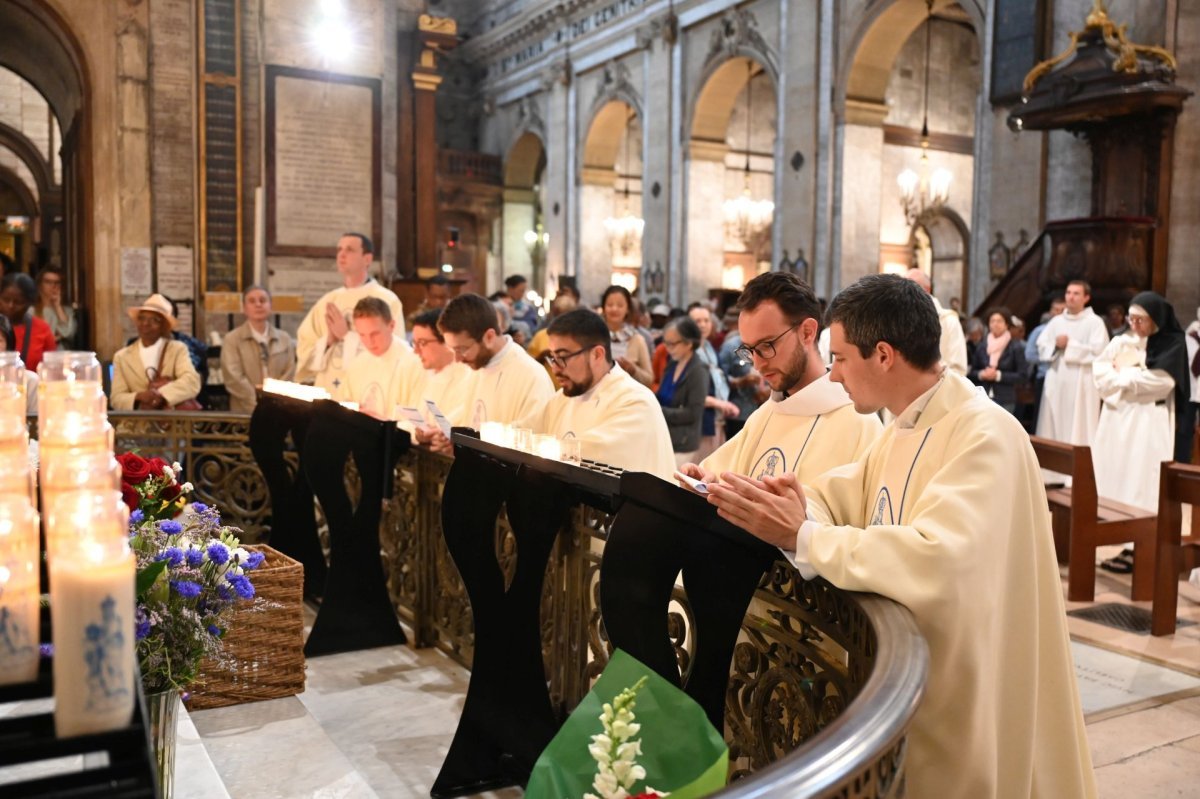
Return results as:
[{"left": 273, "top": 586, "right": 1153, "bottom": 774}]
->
[
  {"left": 0, "top": 352, "right": 26, "bottom": 406},
  {"left": 0, "top": 442, "right": 34, "bottom": 505},
  {"left": 263, "top": 378, "right": 330, "bottom": 402},
  {"left": 41, "top": 453, "right": 122, "bottom": 560},
  {"left": 513, "top": 427, "right": 533, "bottom": 453},
  {"left": 533, "top": 434, "right": 561, "bottom": 461},
  {"left": 0, "top": 497, "right": 40, "bottom": 686},
  {"left": 49, "top": 491, "right": 135, "bottom": 738},
  {"left": 37, "top": 351, "right": 103, "bottom": 429},
  {"left": 480, "top": 421, "right": 504, "bottom": 444}
]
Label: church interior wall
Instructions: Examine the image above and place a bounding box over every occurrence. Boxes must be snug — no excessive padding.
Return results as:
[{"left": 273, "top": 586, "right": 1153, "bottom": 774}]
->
[
  {"left": 1167, "top": 2, "right": 1200, "bottom": 316},
  {"left": 777, "top": 0, "right": 821, "bottom": 285}
]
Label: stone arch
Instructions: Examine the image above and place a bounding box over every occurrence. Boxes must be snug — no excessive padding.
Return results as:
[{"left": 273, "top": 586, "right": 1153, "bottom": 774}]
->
[
  {"left": 0, "top": 0, "right": 91, "bottom": 321},
  {"left": 910, "top": 205, "right": 971, "bottom": 308},
  {"left": 501, "top": 130, "right": 549, "bottom": 295},
  {"left": 0, "top": 163, "right": 39, "bottom": 216},
  {"left": 581, "top": 91, "right": 642, "bottom": 174},
  {"left": 504, "top": 129, "right": 546, "bottom": 191},
  {"left": 0, "top": 121, "right": 54, "bottom": 201},
  {"left": 688, "top": 52, "right": 779, "bottom": 149},
  {"left": 837, "top": 0, "right": 985, "bottom": 117}
]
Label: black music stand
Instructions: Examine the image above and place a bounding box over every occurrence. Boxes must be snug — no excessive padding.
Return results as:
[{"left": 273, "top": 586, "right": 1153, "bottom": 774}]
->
[
  {"left": 431, "top": 432, "right": 619, "bottom": 799},
  {"left": 302, "top": 400, "right": 410, "bottom": 657},
  {"left": 248, "top": 392, "right": 325, "bottom": 598},
  {"left": 599, "top": 472, "right": 780, "bottom": 732}
]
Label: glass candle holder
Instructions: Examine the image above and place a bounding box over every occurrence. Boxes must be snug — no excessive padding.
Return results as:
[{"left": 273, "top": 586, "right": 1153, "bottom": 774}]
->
[
  {"left": 533, "top": 434, "right": 561, "bottom": 461},
  {"left": 0, "top": 496, "right": 40, "bottom": 686},
  {"left": 42, "top": 452, "right": 123, "bottom": 561},
  {"left": 560, "top": 437, "right": 583, "bottom": 465},
  {"left": 38, "top": 352, "right": 104, "bottom": 428},
  {"left": 0, "top": 441, "right": 34, "bottom": 505},
  {"left": 48, "top": 490, "right": 135, "bottom": 738},
  {"left": 0, "top": 352, "right": 26, "bottom": 403},
  {"left": 512, "top": 427, "right": 533, "bottom": 453}
]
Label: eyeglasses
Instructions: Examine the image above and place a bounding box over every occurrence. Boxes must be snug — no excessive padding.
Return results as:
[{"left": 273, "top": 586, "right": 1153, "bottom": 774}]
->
[
  {"left": 411, "top": 337, "right": 440, "bottom": 350},
  {"left": 545, "top": 347, "right": 589, "bottom": 369},
  {"left": 449, "top": 340, "right": 479, "bottom": 357},
  {"left": 734, "top": 324, "right": 800, "bottom": 361}
]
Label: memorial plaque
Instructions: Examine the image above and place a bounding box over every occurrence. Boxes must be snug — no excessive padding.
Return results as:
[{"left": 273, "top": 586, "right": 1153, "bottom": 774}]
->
[{"left": 266, "top": 66, "right": 381, "bottom": 258}]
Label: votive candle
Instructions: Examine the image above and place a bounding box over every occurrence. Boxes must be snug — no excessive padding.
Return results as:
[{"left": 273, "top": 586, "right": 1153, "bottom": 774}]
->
[
  {"left": 41, "top": 453, "right": 123, "bottom": 560},
  {"left": 49, "top": 491, "right": 135, "bottom": 738},
  {"left": 533, "top": 434, "right": 561, "bottom": 461},
  {"left": 0, "top": 497, "right": 40, "bottom": 686}
]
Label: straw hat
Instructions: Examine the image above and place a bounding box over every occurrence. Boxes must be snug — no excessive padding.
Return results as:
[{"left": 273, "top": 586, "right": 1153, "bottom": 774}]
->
[{"left": 127, "top": 293, "right": 177, "bottom": 330}]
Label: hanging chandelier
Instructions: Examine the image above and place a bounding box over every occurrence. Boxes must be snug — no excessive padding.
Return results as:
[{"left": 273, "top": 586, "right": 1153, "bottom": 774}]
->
[
  {"left": 898, "top": 0, "right": 951, "bottom": 226},
  {"left": 724, "top": 60, "right": 774, "bottom": 245},
  {"left": 604, "top": 116, "right": 645, "bottom": 259}
]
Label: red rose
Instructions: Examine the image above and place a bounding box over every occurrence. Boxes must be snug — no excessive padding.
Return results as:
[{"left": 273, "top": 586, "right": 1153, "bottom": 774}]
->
[
  {"left": 120, "top": 482, "right": 140, "bottom": 512},
  {"left": 162, "top": 484, "right": 181, "bottom": 501},
  {"left": 117, "top": 452, "right": 153, "bottom": 484},
  {"left": 630, "top": 794, "right": 661, "bottom": 799},
  {"left": 147, "top": 457, "right": 168, "bottom": 478}
]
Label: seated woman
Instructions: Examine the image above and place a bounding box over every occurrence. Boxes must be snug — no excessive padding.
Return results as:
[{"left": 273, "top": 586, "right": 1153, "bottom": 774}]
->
[
  {"left": 111, "top": 294, "right": 201, "bottom": 410},
  {"left": 968, "top": 307, "right": 1027, "bottom": 415},
  {"left": 0, "top": 273, "right": 56, "bottom": 372},
  {"left": 655, "top": 317, "right": 709, "bottom": 467}
]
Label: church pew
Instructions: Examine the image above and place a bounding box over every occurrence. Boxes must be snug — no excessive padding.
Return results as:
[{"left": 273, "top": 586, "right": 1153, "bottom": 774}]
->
[
  {"left": 1151, "top": 461, "right": 1200, "bottom": 636},
  {"left": 1029, "top": 436, "right": 1157, "bottom": 602}
]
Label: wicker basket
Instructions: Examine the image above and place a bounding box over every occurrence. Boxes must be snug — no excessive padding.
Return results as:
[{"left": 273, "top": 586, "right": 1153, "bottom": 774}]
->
[{"left": 185, "top": 544, "right": 306, "bottom": 709}]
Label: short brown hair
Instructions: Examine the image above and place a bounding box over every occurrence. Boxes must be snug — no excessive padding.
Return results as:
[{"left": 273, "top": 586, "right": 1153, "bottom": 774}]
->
[
  {"left": 735, "top": 271, "right": 823, "bottom": 331},
  {"left": 1066, "top": 279, "right": 1091, "bottom": 296},
  {"left": 353, "top": 296, "right": 392, "bottom": 322},
  {"left": 438, "top": 293, "right": 501, "bottom": 340}
]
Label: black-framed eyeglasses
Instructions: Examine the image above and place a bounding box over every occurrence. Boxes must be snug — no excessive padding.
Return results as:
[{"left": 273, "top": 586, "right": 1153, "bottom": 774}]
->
[
  {"left": 545, "top": 347, "right": 589, "bottom": 369},
  {"left": 734, "top": 324, "right": 800, "bottom": 361}
]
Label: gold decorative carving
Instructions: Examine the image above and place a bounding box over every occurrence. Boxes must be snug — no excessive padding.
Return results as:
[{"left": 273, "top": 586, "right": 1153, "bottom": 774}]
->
[
  {"left": 418, "top": 14, "right": 458, "bottom": 35},
  {"left": 1023, "top": 0, "right": 1178, "bottom": 96}
]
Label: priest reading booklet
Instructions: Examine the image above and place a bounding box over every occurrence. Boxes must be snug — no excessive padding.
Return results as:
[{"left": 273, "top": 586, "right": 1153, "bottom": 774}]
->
[
  {"left": 705, "top": 275, "right": 1096, "bottom": 799},
  {"left": 516, "top": 309, "right": 674, "bottom": 480},
  {"left": 404, "top": 309, "right": 474, "bottom": 437}
]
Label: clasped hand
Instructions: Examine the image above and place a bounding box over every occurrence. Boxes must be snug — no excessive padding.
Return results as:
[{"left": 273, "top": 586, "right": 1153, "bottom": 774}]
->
[{"left": 676, "top": 465, "right": 808, "bottom": 550}]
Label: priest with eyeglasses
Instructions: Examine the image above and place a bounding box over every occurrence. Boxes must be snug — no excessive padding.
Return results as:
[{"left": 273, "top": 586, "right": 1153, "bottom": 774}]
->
[{"left": 516, "top": 308, "right": 675, "bottom": 480}]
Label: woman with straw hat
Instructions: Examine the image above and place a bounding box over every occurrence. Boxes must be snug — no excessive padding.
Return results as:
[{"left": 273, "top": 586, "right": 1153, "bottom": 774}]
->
[{"left": 110, "top": 294, "right": 201, "bottom": 410}]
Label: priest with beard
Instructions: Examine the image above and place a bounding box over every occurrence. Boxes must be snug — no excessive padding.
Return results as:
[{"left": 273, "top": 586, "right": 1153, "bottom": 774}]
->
[
  {"left": 706, "top": 274, "right": 1096, "bottom": 799},
  {"left": 1036, "top": 279, "right": 1109, "bottom": 447},
  {"left": 516, "top": 308, "right": 675, "bottom": 480},
  {"left": 678, "top": 271, "right": 881, "bottom": 487}
]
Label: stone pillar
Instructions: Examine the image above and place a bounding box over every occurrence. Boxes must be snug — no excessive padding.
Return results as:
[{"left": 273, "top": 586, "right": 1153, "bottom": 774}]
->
[
  {"left": 411, "top": 16, "right": 456, "bottom": 274},
  {"left": 542, "top": 64, "right": 572, "bottom": 294},
  {"left": 1167, "top": 1, "right": 1200, "bottom": 314},
  {"left": 684, "top": 140, "right": 727, "bottom": 304},
  {"left": 639, "top": 18, "right": 673, "bottom": 302},
  {"left": 579, "top": 174, "right": 615, "bottom": 306},
  {"left": 837, "top": 122, "right": 884, "bottom": 288}
]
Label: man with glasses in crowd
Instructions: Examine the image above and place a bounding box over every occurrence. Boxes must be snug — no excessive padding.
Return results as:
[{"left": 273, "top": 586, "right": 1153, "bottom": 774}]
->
[
  {"left": 430, "top": 293, "right": 553, "bottom": 453},
  {"left": 516, "top": 308, "right": 674, "bottom": 479},
  {"left": 678, "top": 271, "right": 880, "bottom": 488},
  {"left": 404, "top": 307, "right": 473, "bottom": 441}
]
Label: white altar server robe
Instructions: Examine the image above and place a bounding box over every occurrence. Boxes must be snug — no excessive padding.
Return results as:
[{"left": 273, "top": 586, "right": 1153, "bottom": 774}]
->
[
  {"left": 796, "top": 373, "right": 1096, "bottom": 799},
  {"left": 1036, "top": 306, "right": 1108, "bottom": 444},
  {"left": 932, "top": 296, "right": 968, "bottom": 376},
  {"left": 295, "top": 281, "right": 404, "bottom": 392},
  {"left": 700, "top": 372, "right": 881, "bottom": 483},
  {"left": 456, "top": 336, "right": 554, "bottom": 427},
  {"left": 519, "top": 364, "right": 675, "bottom": 481},
  {"left": 341, "top": 337, "right": 423, "bottom": 419},
  {"left": 1092, "top": 334, "right": 1176, "bottom": 512},
  {"left": 403, "top": 361, "right": 474, "bottom": 430}
]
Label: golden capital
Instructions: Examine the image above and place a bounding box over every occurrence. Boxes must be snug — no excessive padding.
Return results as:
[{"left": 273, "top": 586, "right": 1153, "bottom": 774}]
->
[
  {"left": 412, "top": 71, "right": 444, "bottom": 92},
  {"left": 418, "top": 14, "right": 457, "bottom": 35}
]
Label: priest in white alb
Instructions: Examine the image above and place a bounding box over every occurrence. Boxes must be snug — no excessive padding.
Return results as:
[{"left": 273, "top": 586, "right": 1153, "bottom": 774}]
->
[
  {"left": 404, "top": 307, "right": 475, "bottom": 440},
  {"left": 429, "top": 293, "right": 554, "bottom": 452},
  {"left": 339, "top": 297, "right": 423, "bottom": 419},
  {"left": 905, "top": 268, "right": 967, "bottom": 376},
  {"left": 1036, "top": 279, "right": 1108, "bottom": 445},
  {"left": 294, "top": 233, "right": 405, "bottom": 394},
  {"left": 679, "top": 271, "right": 881, "bottom": 488},
  {"left": 516, "top": 308, "right": 675, "bottom": 480},
  {"left": 705, "top": 274, "right": 1096, "bottom": 799}
]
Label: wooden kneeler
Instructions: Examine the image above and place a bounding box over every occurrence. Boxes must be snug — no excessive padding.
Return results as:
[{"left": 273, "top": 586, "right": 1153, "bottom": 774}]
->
[
  {"left": 1030, "top": 436, "right": 1158, "bottom": 602},
  {"left": 1151, "top": 461, "right": 1200, "bottom": 636}
]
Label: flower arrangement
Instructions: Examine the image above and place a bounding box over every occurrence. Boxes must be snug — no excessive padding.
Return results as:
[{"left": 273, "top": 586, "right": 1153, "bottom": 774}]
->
[
  {"left": 584, "top": 676, "right": 667, "bottom": 799},
  {"left": 119, "top": 452, "right": 260, "bottom": 694}
]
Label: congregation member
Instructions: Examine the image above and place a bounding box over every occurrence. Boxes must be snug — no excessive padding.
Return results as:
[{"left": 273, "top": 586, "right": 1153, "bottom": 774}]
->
[
  {"left": 1092, "top": 292, "right": 1190, "bottom": 574},
  {"left": 904, "top": 268, "right": 966, "bottom": 376},
  {"left": 111, "top": 294, "right": 201, "bottom": 411},
  {"left": 504, "top": 274, "right": 539, "bottom": 332},
  {"left": 704, "top": 273, "right": 1095, "bottom": 799},
  {"left": 716, "top": 312, "right": 763, "bottom": 440},
  {"left": 340, "top": 298, "right": 423, "bottom": 419},
  {"left": 516, "top": 308, "right": 674, "bottom": 479},
  {"left": 680, "top": 272, "right": 879, "bottom": 489},
  {"left": 219, "top": 286, "right": 296, "bottom": 413},
  {"left": 34, "top": 267, "right": 77, "bottom": 349},
  {"left": 600, "top": 285, "right": 653, "bottom": 387},
  {"left": 527, "top": 289, "right": 579, "bottom": 376},
  {"left": 967, "top": 307, "right": 1027, "bottom": 415},
  {"left": 295, "top": 233, "right": 403, "bottom": 394},
  {"left": 963, "top": 316, "right": 985, "bottom": 364},
  {"left": 0, "top": 272, "right": 55, "bottom": 372},
  {"left": 1036, "top": 279, "right": 1108, "bottom": 446},
  {"left": 0, "top": 315, "right": 38, "bottom": 413},
  {"left": 407, "top": 308, "right": 473, "bottom": 437},
  {"left": 655, "top": 316, "right": 710, "bottom": 466},
  {"left": 406, "top": 274, "right": 452, "bottom": 329},
  {"left": 435, "top": 292, "right": 554, "bottom": 434},
  {"left": 687, "top": 303, "right": 739, "bottom": 457},
  {"left": 1025, "top": 295, "right": 1066, "bottom": 419},
  {"left": 1188, "top": 308, "right": 1200, "bottom": 429}
]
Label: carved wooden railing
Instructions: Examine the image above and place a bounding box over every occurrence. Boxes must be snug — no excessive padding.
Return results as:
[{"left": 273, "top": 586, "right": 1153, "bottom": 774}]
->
[
  {"left": 109, "top": 412, "right": 927, "bottom": 799},
  {"left": 975, "top": 216, "right": 1156, "bottom": 326}
]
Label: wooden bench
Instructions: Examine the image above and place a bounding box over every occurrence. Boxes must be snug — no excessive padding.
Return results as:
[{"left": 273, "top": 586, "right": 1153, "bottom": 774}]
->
[
  {"left": 1152, "top": 461, "right": 1200, "bottom": 635},
  {"left": 1029, "top": 436, "right": 1158, "bottom": 602}
]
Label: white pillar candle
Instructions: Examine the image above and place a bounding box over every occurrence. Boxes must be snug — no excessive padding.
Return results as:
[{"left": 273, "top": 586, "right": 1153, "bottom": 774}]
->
[
  {"left": 41, "top": 453, "right": 123, "bottom": 561},
  {"left": 49, "top": 491, "right": 135, "bottom": 738},
  {"left": 0, "top": 497, "right": 40, "bottom": 686},
  {"left": 480, "top": 421, "right": 504, "bottom": 444}
]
